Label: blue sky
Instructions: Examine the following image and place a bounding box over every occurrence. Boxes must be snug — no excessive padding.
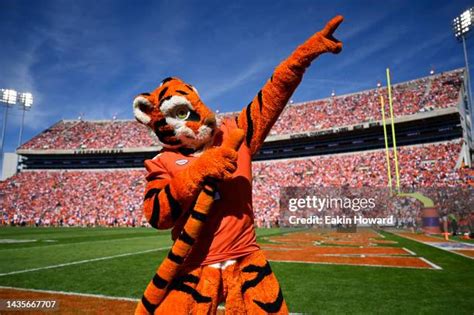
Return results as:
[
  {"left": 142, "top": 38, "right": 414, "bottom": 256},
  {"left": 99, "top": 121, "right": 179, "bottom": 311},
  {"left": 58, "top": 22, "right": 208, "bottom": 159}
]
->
[{"left": 0, "top": 0, "right": 473, "bottom": 155}]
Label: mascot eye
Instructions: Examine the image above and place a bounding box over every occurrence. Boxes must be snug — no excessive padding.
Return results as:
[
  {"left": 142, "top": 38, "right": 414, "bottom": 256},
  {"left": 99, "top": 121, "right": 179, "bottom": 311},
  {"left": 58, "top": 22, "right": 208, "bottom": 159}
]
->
[{"left": 174, "top": 106, "right": 190, "bottom": 120}]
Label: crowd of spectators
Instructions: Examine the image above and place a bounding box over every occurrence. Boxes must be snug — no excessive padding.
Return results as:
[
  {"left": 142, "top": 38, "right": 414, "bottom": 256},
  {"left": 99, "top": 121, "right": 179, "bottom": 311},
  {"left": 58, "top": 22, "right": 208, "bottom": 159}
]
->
[
  {"left": 252, "top": 140, "right": 471, "bottom": 227},
  {"left": 19, "top": 70, "right": 463, "bottom": 151},
  {"left": 269, "top": 69, "right": 462, "bottom": 135},
  {"left": 2, "top": 141, "right": 471, "bottom": 228},
  {"left": 0, "top": 170, "right": 146, "bottom": 227},
  {"left": 19, "top": 120, "right": 159, "bottom": 151}
]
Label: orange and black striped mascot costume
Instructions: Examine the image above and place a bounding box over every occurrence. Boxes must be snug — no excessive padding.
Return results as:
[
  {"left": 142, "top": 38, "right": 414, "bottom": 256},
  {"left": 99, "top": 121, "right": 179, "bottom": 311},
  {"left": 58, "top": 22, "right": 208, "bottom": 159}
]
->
[{"left": 132, "top": 16, "right": 343, "bottom": 314}]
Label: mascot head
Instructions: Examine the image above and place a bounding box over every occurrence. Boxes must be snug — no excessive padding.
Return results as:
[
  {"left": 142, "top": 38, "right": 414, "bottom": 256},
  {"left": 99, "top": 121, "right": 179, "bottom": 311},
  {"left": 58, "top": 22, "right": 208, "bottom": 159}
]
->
[{"left": 133, "top": 77, "right": 217, "bottom": 150}]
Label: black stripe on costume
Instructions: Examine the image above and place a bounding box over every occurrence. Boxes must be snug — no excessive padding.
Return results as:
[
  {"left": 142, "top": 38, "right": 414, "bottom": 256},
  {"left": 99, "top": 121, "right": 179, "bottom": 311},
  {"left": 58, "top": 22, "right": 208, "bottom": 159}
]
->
[
  {"left": 169, "top": 275, "right": 211, "bottom": 303},
  {"left": 202, "top": 186, "right": 214, "bottom": 197},
  {"left": 190, "top": 210, "right": 207, "bottom": 222},
  {"left": 158, "top": 87, "right": 168, "bottom": 100},
  {"left": 175, "top": 90, "right": 188, "bottom": 95},
  {"left": 144, "top": 188, "right": 161, "bottom": 200},
  {"left": 270, "top": 74, "right": 274, "bottom": 82},
  {"left": 179, "top": 229, "right": 195, "bottom": 246},
  {"left": 175, "top": 284, "right": 211, "bottom": 303},
  {"left": 149, "top": 194, "right": 160, "bottom": 229},
  {"left": 253, "top": 287, "right": 284, "bottom": 313},
  {"left": 167, "top": 250, "right": 184, "bottom": 265},
  {"left": 257, "top": 90, "right": 263, "bottom": 112},
  {"left": 185, "top": 84, "right": 194, "bottom": 91},
  {"left": 202, "top": 180, "right": 218, "bottom": 197},
  {"left": 147, "top": 175, "right": 164, "bottom": 182},
  {"left": 152, "top": 274, "right": 168, "bottom": 289},
  {"left": 161, "top": 77, "right": 175, "bottom": 85},
  {"left": 245, "top": 102, "right": 254, "bottom": 147},
  {"left": 164, "top": 185, "right": 182, "bottom": 221},
  {"left": 141, "top": 296, "right": 158, "bottom": 314},
  {"left": 140, "top": 92, "right": 151, "bottom": 96},
  {"left": 158, "top": 95, "right": 173, "bottom": 108},
  {"left": 241, "top": 262, "right": 272, "bottom": 294},
  {"left": 174, "top": 274, "right": 199, "bottom": 284}
]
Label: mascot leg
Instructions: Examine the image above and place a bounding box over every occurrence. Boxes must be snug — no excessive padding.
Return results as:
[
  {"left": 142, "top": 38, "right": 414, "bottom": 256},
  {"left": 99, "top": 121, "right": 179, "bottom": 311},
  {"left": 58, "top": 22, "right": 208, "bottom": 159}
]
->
[
  {"left": 223, "top": 251, "right": 288, "bottom": 315},
  {"left": 154, "top": 266, "right": 221, "bottom": 315}
]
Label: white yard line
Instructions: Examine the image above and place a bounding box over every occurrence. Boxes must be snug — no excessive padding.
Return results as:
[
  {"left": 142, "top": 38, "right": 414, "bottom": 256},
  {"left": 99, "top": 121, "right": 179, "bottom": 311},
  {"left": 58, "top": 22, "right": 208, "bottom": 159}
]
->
[
  {"left": 0, "top": 235, "right": 161, "bottom": 252},
  {"left": 0, "top": 246, "right": 170, "bottom": 277},
  {"left": 268, "top": 259, "right": 442, "bottom": 270},
  {"left": 371, "top": 229, "right": 386, "bottom": 239},
  {"left": 403, "top": 247, "right": 416, "bottom": 256},
  {"left": 419, "top": 257, "right": 443, "bottom": 270}
]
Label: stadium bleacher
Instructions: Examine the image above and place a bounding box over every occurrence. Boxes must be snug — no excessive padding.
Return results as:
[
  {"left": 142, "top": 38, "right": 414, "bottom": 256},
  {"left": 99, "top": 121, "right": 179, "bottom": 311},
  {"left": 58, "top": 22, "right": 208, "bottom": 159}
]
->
[
  {"left": 18, "top": 69, "right": 462, "bottom": 151},
  {"left": 1, "top": 68, "right": 472, "bottom": 227}
]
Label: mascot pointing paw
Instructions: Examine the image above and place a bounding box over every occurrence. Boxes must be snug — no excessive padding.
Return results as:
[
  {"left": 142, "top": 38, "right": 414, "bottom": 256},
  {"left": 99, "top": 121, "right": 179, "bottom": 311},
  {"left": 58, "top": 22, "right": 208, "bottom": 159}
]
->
[{"left": 133, "top": 16, "right": 343, "bottom": 315}]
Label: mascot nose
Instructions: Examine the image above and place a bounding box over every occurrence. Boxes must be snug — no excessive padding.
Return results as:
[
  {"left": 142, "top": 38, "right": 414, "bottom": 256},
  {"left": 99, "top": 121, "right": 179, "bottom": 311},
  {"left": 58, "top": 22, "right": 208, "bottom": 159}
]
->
[{"left": 204, "top": 115, "right": 216, "bottom": 128}]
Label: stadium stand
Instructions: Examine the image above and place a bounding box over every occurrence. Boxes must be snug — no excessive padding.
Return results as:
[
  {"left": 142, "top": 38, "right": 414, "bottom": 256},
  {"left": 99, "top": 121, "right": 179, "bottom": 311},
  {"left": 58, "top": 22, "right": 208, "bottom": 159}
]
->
[
  {"left": 1, "top": 68, "right": 472, "bottom": 228},
  {"left": 1, "top": 141, "right": 470, "bottom": 227},
  {"left": 19, "top": 120, "right": 159, "bottom": 151},
  {"left": 18, "top": 69, "right": 462, "bottom": 151}
]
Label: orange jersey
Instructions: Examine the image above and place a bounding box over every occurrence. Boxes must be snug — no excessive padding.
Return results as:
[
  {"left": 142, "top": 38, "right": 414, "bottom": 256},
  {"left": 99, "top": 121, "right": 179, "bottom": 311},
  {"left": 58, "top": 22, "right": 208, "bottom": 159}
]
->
[{"left": 144, "top": 119, "right": 259, "bottom": 266}]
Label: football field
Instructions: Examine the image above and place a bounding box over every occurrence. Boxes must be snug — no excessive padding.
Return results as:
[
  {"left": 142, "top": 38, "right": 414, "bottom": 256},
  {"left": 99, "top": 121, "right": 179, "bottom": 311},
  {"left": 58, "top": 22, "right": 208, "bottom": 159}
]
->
[{"left": 0, "top": 227, "right": 473, "bottom": 314}]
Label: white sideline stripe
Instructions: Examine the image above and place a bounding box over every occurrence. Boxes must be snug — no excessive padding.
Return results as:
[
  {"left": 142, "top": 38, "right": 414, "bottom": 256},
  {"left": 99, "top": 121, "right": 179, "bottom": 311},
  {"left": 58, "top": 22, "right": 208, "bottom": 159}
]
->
[
  {"left": 0, "top": 285, "right": 139, "bottom": 302},
  {"left": 268, "top": 259, "right": 443, "bottom": 270},
  {"left": 419, "top": 257, "right": 443, "bottom": 270},
  {"left": 403, "top": 247, "right": 416, "bottom": 256},
  {"left": 372, "top": 230, "right": 386, "bottom": 239},
  {"left": 395, "top": 233, "right": 474, "bottom": 260},
  {"left": 0, "top": 235, "right": 162, "bottom": 252},
  {"left": 449, "top": 250, "right": 474, "bottom": 260},
  {"left": 0, "top": 246, "right": 170, "bottom": 277}
]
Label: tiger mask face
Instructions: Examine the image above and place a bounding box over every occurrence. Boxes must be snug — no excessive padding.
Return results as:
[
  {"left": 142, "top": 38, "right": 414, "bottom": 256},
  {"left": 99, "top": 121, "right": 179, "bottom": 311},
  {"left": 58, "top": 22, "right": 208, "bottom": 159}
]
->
[{"left": 133, "top": 77, "right": 217, "bottom": 150}]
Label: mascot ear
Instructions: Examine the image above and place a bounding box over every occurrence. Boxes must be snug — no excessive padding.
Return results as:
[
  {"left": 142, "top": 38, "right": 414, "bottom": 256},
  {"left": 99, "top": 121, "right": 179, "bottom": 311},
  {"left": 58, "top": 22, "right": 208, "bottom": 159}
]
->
[{"left": 133, "top": 95, "right": 153, "bottom": 125}]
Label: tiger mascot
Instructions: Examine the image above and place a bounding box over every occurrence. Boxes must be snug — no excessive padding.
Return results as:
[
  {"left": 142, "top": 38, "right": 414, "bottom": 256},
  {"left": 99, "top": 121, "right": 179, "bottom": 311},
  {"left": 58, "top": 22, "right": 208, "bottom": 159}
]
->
[{"left": 133, "top": 16, "right": 344, "bottom": 315}]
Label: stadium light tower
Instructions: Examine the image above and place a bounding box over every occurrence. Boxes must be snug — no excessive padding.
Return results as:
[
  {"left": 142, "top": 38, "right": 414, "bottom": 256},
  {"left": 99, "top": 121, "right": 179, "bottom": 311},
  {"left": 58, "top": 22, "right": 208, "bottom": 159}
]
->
[
  {"left": 0, "top": 89, "right": 18, "bottom": 157},
  {"left": 0, "top": 89, "right": 34, "bottom": 160},
  {"left": 17, "top": 92, "right": 33, "bottom": 148},
  {"left": 453, "top": 8, "right": 474, "bottom": 142}
]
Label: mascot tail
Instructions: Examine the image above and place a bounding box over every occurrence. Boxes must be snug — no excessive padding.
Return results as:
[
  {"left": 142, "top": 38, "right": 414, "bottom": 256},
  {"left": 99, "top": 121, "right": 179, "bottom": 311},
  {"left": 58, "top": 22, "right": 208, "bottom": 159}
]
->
[{"left": 135, "top": 129, "right": 245, "bottom": 315}]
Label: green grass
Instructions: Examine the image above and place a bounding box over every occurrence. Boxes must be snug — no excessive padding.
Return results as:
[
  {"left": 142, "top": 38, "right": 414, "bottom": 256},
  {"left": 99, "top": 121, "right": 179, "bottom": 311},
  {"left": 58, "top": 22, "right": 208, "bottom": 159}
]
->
[{"left": 1, "top": 227, "right": 473, "bottom": 314}]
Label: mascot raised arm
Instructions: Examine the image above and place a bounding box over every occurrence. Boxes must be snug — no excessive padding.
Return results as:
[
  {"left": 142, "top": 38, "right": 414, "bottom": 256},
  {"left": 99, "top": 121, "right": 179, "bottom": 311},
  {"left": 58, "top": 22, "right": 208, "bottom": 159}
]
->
[{"left": 133, "top": 15, "right": 343, "bottom": 315}]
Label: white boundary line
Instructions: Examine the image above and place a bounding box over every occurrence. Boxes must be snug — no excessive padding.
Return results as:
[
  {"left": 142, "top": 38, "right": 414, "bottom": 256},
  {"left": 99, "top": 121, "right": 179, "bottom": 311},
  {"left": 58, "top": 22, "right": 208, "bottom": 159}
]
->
[
  {"left": 419, "top": 257, "right": 443, "bottom": 270},
  {"left": 403, "top": 247, "right": 416, "bottom": 256},
  {"left": 371, "top": 229, "right": 386, "bottom": 239},
  {"left": 0, "top": 285, "right": 139, "bottom": 302},
  {"left": 0, "top": 246, "right": 170, "bottom": 277},
  {"left": 268, "top": 259, "right": 442, "bottom": 270},
  {"left": 435, "top": 248, "right": 474, "bottom": 260},
  {"left": 0, "top": 235, "right": 162, "bottom": 252},
  {"left": 395, "top": 233, "right": 474, "bottom": 260}
]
